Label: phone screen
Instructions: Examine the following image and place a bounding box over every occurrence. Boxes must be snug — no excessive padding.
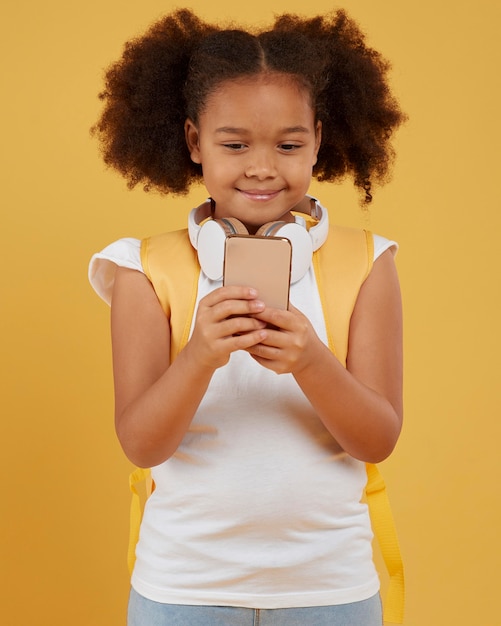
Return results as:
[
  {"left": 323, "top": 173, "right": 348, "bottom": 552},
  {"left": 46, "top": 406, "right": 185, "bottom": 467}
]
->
[{"left": 223, "top": 235, "right": 292, "bottom": 309}]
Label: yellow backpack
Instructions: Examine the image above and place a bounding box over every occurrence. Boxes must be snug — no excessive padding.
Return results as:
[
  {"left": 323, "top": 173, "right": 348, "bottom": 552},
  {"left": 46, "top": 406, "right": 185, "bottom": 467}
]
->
[{"left": 128, "top": 222, "right": 405, "bottom": 624}]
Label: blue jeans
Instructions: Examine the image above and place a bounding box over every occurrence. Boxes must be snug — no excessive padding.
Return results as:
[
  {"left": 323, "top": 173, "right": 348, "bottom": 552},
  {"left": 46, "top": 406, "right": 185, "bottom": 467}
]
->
[{"left": 127, "top": 588, "right": 383, "bottom": 625}]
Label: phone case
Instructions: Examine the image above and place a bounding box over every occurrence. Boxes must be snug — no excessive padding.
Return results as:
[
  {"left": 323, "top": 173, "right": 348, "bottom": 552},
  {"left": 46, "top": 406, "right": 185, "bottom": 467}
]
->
[{"left": 223, "top": 235, "right": 292, "bottom": 309}]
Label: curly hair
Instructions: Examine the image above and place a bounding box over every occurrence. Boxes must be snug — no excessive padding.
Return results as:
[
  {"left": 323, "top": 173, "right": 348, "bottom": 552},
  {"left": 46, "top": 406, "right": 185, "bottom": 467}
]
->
[{"left": 92, "top": 8, "right": 405, "bottom": 203}]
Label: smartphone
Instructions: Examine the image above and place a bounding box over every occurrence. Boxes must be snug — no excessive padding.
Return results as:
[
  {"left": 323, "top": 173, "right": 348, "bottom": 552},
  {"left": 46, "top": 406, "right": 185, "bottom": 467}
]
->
[{"left": 223, "top": 235, "right": 292, "bottom": 309}]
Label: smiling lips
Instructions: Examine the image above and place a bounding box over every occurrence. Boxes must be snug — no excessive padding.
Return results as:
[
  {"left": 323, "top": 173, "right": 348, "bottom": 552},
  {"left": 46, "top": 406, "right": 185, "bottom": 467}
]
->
[{"left": 239, "top": 189, "right": 283, "bottom": 201}]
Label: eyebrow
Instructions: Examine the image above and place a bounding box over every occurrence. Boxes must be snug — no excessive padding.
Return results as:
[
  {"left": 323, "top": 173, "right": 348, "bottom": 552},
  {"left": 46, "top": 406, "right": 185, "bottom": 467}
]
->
[{"left": 215, "top": 126, "right": 311, "bottom": 135}]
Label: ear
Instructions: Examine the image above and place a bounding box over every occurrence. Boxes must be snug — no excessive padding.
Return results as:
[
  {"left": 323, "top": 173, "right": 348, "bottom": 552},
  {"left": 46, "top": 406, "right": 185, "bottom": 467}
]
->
[
  {"left": 184, "top": 118, "right": 202, "bottom": 164},
  {"left": 313, "top": 120, "right": 322, "bottom": 166}
]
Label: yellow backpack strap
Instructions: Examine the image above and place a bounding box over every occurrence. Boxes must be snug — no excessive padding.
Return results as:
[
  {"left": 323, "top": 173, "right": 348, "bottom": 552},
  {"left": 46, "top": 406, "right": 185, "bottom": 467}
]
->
[
  {"left": 314, "top": 225, "right": 404, "bottom": 624},
  {"left": 366, "top": 463, "right": 405, "bottom": 624},
  {"left": 126, "top": 229, "right": 200, "bottom": 575},
  {"left": 128, "top": 468, "right": 155, "bottom": 575},
  {"left": 313, "top": 225, "right": 373, "bottom": 365},
  {"left": 140, "top": 229, "right": 200, "bottom": 361}
]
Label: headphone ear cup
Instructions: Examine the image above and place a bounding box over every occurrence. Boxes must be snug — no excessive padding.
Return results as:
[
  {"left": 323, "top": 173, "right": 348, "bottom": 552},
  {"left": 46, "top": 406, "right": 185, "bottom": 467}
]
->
[{"left": 196, "top": 218, "right": 249, "bottom": 280}]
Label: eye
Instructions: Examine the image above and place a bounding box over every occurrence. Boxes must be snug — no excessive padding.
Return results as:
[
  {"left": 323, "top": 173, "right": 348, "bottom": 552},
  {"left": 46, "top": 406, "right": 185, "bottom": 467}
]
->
[
  {"left": 279, "top": 143, "right": 301, "bottom": 152},
  {"left": 223, "top": 143, "right": 246, "bottom": 151}
]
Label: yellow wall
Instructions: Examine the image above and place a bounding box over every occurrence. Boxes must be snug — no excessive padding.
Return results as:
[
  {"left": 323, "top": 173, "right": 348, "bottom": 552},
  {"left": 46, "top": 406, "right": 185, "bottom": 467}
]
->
[{"left": 2, "top": 1, "right": 500, "bottom": 624}]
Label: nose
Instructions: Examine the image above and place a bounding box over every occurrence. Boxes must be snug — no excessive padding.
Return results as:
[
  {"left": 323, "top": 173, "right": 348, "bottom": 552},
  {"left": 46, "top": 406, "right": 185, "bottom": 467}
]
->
[{"left": 244, "top": 148, "right": 277, "bottom": 180}]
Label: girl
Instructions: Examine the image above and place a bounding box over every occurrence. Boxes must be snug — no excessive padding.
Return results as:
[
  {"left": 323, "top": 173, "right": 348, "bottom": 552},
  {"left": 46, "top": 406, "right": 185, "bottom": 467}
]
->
[{"left": 89, "top": 8, "right": 405, "bottom": 626}]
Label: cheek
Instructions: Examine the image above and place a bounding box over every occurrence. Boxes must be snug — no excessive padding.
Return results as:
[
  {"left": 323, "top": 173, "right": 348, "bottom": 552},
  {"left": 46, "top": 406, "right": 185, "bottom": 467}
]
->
[
  {"left": 205, "top": 158, "right": 238, "bottom": 180},
  {"left": 199, "top": 163, "right": 234, "bottom": 196},
  {"left": 291, "top": 155, "right": 317, "bottom": 179}
]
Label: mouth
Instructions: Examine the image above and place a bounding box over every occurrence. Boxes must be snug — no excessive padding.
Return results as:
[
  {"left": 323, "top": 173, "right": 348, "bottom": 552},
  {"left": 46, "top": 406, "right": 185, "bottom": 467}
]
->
[{"left": 238, "top": 189, "right": 283, "bottom": 201}]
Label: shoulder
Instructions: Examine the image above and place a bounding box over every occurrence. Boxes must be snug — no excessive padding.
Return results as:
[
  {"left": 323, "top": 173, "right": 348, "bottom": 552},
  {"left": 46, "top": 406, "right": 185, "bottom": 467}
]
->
[
  {"left": 141, "top": 229, "right": 194, "bottom": 269},
  {"left": 140, "top": 228, "right": 196, "bottom": 284},
  {"left": 88, "top": 238, "right": 142, "bottom": 305},
  {"left": 88, "top": 229, "right": 194, "bottom": 305},
  {"left": 325, "top": 224, "right": 397, "bottom": 263},
  {"left": 372, "top": 233, "right": 398, "bottom": 262}
]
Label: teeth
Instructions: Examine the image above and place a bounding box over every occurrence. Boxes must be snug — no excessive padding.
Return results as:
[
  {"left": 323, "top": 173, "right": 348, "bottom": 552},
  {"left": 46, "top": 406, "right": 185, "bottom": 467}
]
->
[{"left": 242, "top": 191, "right": 278, "bottom": 200}]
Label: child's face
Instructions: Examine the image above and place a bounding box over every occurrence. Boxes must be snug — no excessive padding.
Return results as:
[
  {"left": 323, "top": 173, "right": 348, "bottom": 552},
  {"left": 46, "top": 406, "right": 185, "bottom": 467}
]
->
[{"left": 185, "top": 75, "right": 321, "bottom": 233}]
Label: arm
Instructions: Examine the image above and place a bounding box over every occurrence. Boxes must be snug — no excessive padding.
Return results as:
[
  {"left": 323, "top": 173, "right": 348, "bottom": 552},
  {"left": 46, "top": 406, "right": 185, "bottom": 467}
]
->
[
  {"left": 111, "top": 266, "right": 267, "bottom": 467},
  {"left": 247, "top": 249, "right": 403, "bottom": 463}
]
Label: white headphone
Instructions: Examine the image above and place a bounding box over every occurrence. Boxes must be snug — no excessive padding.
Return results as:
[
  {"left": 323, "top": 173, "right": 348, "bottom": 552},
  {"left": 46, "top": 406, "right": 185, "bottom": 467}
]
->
[{"left": 188, "top": 197, "right": 329, "bottom": 283}]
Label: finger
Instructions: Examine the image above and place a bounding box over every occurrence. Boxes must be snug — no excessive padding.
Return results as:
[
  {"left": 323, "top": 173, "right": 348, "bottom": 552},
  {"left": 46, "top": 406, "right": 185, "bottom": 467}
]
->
[
  {"left": 219, "top": 315, "right": 267, "bottom": 338},
  {"left": 213, "top": 297, "right": 265, "bottom": 322},
  {"left": 226, "top": 328, "right": 268, "bottom": 351},
  {"left": 248, "top": 326, "right": 284, "bottom": 348},
  {"left": 246, "top": 343, "right": 281, "bottom": 360},
  {"left": 247, "top": 350, "right": 288, "bottom": 375},
  {"left": 250, "top": 307, "right": 294, "bottom": 331},
  {"left": 201, "top": 285, "right": 260, "bottom": 307}
]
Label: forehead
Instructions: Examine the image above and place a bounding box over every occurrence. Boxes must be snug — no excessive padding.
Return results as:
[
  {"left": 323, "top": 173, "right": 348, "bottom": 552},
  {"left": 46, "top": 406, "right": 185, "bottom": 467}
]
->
[{"left": 200, "top": 75, "right": 315, "bottom": 129}]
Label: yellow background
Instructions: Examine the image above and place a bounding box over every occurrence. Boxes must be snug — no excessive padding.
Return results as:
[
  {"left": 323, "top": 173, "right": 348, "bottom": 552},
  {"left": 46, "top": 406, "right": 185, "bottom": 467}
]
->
[{"left": 1, "top": 0, "right": 500, "bottom": 624}]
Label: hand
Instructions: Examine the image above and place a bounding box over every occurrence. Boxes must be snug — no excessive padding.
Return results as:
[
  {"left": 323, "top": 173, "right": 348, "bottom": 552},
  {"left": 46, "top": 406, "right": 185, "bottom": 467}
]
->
[
  {"left": 186, "top": 285, "right": 268, "bottom": 371},
  {"left": 246, "top": 304, "right": 321, "bottom": 375}
]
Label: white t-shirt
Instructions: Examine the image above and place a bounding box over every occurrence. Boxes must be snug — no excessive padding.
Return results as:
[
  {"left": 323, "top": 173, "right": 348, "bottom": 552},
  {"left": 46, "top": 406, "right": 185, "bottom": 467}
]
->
[{"left": 89, "top": 220, "right": 397, "bottom": 609}]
